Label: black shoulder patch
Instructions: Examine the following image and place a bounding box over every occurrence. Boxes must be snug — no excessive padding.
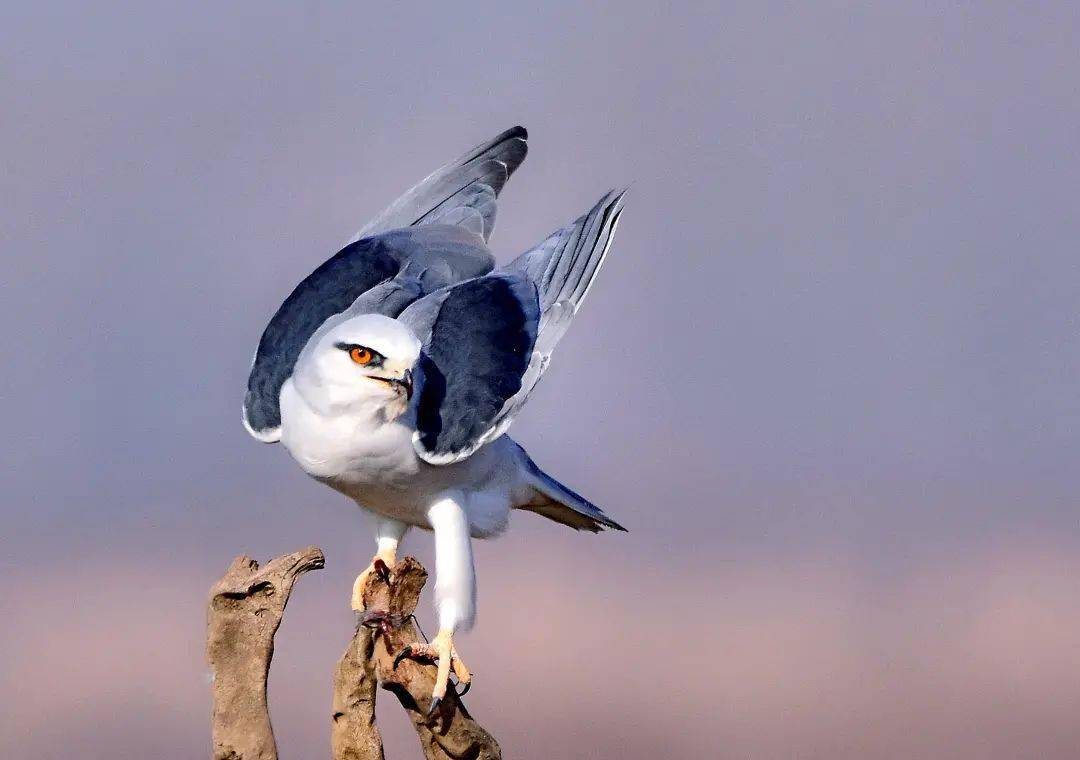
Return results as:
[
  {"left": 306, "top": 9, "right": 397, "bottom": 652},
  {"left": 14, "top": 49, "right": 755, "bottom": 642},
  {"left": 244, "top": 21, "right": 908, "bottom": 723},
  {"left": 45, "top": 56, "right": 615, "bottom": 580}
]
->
[
  {"left": 415, "top": 275, "right": 538, "bottom": 457},
  {"left": 244, "top": 238, "right": 401, "bottom": 433}
]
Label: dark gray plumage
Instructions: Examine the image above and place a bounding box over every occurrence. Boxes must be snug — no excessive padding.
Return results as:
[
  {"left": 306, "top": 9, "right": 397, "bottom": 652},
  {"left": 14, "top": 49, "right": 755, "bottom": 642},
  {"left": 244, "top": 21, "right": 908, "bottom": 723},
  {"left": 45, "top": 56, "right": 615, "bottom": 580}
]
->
[
  {"left": 243, "top": 127, "right": 529, "bottom": 440},
  {"left": 400, "top": 274, "right": 540, "bottom": 461},
  {"left": 244, "top": 227, "right": 493, "bottom": 438},
  {"left": 241, "top": 128, "right": 630, "bottom": 673},
  {"left": 397, "top": 189, "right": 626, "bottom": 464}
]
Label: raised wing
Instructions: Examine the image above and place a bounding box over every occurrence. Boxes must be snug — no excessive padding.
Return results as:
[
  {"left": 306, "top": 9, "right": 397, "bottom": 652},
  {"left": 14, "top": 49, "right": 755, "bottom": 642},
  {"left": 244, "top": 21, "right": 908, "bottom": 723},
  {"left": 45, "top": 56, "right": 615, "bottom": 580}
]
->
[
  {"left": 400, "top": 190, "right": 626, "bottom": 465},
  {"left": 350, "top": 126, "right": 528, "bottom": 244},
  {"left": 490, "top": 188, "right": 626, "bottom": 428},
  {"left": 244, "top": 127, "right": 529, "bottom": 443},
  {"left": 399, "top": 274, "right": 540, "bottom": 464},
  {"left": 243, "top": 225, "right": 493, "bottom": 442}
]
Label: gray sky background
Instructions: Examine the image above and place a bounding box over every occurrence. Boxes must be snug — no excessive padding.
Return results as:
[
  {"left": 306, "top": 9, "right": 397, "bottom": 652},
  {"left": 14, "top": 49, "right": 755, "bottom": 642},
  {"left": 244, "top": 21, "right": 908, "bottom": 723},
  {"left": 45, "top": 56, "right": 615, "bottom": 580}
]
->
[{"left": 2, "top": 3, "right": 1078, "bottom": 758}]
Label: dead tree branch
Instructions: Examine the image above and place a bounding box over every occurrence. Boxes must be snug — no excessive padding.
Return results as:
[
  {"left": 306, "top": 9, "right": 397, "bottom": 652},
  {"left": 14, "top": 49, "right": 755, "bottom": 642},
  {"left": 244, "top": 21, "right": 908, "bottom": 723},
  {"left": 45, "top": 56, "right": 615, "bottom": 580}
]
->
[
  {"left": 207, "top": 546, "right": 325, "bottom": 760},
  {"left": 207, "top": 549, "right": 499, "bottom": 760},
  {"left": 344, "top": 557, "right": 502, "bottom": 760},
  {"left": 332, "top": 623, "right": 386, "bottom": 760}
]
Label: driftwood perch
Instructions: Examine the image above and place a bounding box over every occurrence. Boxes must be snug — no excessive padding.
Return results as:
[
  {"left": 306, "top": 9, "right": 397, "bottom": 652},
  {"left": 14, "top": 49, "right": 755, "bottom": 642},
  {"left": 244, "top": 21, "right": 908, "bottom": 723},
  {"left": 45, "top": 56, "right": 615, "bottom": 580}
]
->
[
  {"left": 207, "top": 546, "right": 326, "bottom": 760},
  {"left": 332, "top": 624, "right": 384, "bottom": 760},
  {"left": 207, "top": 549, "right": 500, "bottom": 760},
  {"left": 340, "top": 557, "right": 501, "bottom": 760}
]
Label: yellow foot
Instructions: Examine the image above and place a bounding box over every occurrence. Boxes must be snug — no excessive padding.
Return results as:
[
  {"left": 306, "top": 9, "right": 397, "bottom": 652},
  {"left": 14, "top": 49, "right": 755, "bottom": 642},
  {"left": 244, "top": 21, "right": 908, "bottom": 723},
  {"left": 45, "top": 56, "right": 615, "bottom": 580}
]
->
[
  {"left": 350, "top": 550, "right": 396, "bottom": 612},
  {"left": 392, "top": 629, "right": 472, "bottom": 714}
]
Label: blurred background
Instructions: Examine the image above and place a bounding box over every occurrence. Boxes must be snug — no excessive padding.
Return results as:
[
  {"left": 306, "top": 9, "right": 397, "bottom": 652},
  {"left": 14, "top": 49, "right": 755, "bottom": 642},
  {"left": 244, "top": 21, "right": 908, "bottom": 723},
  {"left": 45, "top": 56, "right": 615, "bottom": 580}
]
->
[{"left": 2, "top": 2, "right": 1079, "bottom": 758}]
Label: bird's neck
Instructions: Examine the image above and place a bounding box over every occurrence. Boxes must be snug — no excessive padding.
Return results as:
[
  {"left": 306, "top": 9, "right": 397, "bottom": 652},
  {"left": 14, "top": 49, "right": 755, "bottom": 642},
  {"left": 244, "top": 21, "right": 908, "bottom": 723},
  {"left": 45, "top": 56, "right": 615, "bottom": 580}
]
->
[{"left": 292, "top": 373, "right": 412, "bottom": 426}]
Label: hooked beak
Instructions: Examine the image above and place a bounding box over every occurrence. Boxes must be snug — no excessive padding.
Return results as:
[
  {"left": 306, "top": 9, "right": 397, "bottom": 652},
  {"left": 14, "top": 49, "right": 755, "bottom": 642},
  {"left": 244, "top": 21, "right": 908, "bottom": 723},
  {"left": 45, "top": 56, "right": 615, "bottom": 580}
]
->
[
  {"left": 398, "top": 368, "right": 413, "bottom": 399},
  {"left": 368, "top": 367, "right": 413, "bottom": 399},
  {"left": 384, "top": 368, "right": 412, "bottom": 399}
]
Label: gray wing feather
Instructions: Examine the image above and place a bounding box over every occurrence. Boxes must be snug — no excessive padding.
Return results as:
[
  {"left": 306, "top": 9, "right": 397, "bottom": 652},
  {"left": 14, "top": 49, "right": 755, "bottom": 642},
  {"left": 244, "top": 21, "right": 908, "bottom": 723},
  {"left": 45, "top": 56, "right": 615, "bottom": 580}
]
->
[
  {"left": 509, "top": 189, "right": 627, "bottom": 314},
  {"left": 417, "top": 171, "right": 499, "bottom": 239},
  {"left": 422, "top": 185, "right": 491, "bottom": 238},
  {"left": 350, "top": 127, "right": 527, "bottom": 243},
  {"left": 395, "top": 288, "right": 449, "bottom": 346},
  {"left": 491, "top": 189, "right": 626, "bottom": 424},
  {"left": 243, "top": 225, "right": 493, "bottom": 441},
  {"left": 400, "top": 190, "right": 626, "bottom": 464},
  {"left": 400, "top": 274, "right": 540, "bottom": 464},
  {"left": 243, "top": 127, "right": 527, "bottom": 444}
]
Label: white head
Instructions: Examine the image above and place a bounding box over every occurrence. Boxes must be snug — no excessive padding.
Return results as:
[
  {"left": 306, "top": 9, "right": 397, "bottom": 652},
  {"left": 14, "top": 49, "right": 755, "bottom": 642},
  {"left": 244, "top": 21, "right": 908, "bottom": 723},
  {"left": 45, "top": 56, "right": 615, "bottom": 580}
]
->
[{"left": 292, "top": 313, "right": 421, "bottom": 417}]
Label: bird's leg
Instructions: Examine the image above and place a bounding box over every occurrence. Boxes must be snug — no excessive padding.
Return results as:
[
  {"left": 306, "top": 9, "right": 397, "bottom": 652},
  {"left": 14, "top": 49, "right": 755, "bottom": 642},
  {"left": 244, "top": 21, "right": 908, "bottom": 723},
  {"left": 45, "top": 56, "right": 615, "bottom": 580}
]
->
[
  {"left": 393, "top": 628, "right": 472, "bottom": 713},
  {"left": 351, "top": 517, "right": 408, "bottom": 612},
  {"left": 398, "top": 494, "right": 477, "bottom": 712}
]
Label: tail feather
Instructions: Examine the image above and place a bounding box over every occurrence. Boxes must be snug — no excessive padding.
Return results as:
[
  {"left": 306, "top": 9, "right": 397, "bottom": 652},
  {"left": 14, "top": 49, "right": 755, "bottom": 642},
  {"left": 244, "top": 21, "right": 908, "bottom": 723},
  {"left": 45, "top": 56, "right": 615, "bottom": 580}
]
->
[{"left": 516, "top": 449, "right": 626, "bottom": 533}]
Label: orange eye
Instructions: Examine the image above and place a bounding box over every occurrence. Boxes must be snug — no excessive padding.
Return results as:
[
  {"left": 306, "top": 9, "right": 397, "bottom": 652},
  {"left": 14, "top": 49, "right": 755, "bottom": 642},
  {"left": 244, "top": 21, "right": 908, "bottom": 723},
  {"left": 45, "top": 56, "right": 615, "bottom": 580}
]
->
[{"left": 349, "top": 347, "right": 374, "bottom": 365}]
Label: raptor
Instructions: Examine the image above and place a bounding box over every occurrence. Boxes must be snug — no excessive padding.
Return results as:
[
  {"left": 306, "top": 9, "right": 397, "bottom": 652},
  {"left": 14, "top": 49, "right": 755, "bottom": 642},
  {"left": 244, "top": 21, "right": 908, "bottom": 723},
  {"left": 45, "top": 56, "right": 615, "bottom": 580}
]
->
[{"left": 243, "top": 126, "right": 626, "bottom": 711}]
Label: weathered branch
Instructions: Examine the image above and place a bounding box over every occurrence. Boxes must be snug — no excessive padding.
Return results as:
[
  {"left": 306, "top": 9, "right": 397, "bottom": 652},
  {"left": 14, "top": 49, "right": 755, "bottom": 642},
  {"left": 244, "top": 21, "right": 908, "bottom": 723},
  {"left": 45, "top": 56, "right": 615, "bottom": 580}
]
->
[
  {"left": 207, "top": 546, "right": 325, "bottom": 760},
  {"left": 207, "top": 549, "right": 499, "bottom": 760},
  {"left": 332, "top": 623, "right": 385, "bottom": 760},
  {"left": 338, "top": 557, "right": 501, "bottom": 760}
]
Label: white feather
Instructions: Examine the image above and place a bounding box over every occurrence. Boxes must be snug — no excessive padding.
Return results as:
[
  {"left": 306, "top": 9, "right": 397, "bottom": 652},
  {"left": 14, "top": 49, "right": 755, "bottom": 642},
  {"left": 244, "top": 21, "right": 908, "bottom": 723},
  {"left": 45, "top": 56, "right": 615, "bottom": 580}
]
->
[
  {"left": 428, "top": 494, "right": 476, "bottom": 632},
  {"left": 277, "top": 310, "right": 591, "bottom": 636}
]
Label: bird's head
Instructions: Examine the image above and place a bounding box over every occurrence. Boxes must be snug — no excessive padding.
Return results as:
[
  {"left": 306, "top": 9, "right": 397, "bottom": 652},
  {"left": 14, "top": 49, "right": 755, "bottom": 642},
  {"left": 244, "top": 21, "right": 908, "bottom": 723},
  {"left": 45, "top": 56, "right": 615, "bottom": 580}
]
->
[{"left": 294, "top": 314, "right": 420, "bottom": 416}]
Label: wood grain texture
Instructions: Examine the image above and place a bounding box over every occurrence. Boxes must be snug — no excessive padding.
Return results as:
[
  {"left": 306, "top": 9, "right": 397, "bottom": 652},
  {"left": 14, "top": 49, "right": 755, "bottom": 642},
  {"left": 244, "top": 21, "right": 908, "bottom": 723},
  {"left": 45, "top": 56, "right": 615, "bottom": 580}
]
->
[
  {"left": 206, "top": 549, "right": 499, "bottom": 760},
  {"left": 349, "top": 556, "right": 501, "bottom": 760},
  {"left": 206, "top": 546, "right": 324, "bottom": 760}
]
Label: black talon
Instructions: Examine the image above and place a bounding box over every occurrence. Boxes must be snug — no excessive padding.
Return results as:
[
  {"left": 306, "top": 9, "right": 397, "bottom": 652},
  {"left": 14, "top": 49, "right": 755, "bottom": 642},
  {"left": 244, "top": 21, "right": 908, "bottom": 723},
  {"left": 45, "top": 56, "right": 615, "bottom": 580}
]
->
[
  {"left": 393, "top": 644, "right": 413, "bottom": 670},
  {"left": 427, "top": 696, "right": 442, "bottom": 716},
  {"left": 373, "top": 558, "right": 391, "bottom": 582},
  {"left": 458, "top": 679, "right": 471, "bottom": 697}
]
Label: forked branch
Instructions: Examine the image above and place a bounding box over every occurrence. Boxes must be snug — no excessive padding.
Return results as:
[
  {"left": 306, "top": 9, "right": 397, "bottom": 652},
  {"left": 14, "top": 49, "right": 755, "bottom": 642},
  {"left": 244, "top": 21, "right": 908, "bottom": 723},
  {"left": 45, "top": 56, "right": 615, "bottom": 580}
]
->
[
  {"left": 341, "top": 557, "right": 501, "bottom": 760},
  {"left": 207, "top": 549, "right": 500, "bottom": 760}
]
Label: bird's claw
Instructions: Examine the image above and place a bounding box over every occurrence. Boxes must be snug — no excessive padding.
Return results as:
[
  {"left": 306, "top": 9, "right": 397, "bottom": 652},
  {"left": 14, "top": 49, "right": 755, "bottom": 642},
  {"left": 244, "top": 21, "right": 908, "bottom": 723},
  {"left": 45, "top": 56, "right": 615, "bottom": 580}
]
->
[
  {"left": 392, "top": 631, "right": 472, "bottom": 709},
  {"left": 393, "top": 644, "right": 413, "bottom": 670},
  {"left": 427, "top": 696, "right": 442, "bottom": 716},
  {"left": 372, "top": 558, "right": 391, "bottom": 583},
  {"left": 351, "top": 554, "right": 396, "bottom": 612}
]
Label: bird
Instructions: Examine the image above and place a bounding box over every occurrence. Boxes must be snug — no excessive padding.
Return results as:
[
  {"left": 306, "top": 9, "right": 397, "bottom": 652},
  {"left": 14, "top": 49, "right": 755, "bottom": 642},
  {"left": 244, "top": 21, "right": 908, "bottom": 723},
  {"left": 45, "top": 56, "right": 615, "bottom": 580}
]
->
[{"left": 242, "top": 126, "right": 626, "bottom": 712}]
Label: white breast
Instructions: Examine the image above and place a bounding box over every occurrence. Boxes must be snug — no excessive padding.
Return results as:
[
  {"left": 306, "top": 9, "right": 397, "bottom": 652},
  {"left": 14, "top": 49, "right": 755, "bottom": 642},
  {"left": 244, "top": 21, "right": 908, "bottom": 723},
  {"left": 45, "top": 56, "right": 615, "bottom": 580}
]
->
[
  {"left": 278, "top": 377, "right": 521, "bottom": 535},
  {"left": 279, "top": 378, "right": 420, "bottom": 488}
]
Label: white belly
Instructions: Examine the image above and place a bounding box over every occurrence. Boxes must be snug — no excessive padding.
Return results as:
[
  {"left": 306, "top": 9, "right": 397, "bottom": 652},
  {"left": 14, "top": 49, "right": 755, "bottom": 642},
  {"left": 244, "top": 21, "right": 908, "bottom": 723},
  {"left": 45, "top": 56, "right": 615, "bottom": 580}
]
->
[{"left": 278, "top": 378, "right": 520, "bottom": 536}]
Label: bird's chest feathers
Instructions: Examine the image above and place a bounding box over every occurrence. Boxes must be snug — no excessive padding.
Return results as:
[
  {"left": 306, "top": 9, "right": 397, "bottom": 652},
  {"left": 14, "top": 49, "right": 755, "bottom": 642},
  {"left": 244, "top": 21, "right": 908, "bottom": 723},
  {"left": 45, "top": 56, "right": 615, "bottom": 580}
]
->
[{"left": 279, "top": 379, "right": 419, "bottom": 484}]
